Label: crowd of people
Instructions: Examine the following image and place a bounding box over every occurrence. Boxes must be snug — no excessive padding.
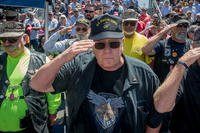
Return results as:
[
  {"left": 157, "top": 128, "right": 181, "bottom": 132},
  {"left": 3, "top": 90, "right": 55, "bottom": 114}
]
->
[{"left": 0, "top": 0, "right": 200, "bottom": 133}]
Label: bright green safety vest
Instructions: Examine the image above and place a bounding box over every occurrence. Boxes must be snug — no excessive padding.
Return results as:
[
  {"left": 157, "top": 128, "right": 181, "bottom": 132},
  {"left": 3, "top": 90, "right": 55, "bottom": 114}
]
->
[{"left": 0, "top": 50, "right": 30, "bottom": 132}]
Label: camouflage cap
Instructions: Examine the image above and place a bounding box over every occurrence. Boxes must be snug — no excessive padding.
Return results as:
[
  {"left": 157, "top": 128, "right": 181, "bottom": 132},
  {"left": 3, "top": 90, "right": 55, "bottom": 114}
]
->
[
  {"left": 0, "top": 21, "right": 24, "bottom": 38},
  {"left": 76, "top": 18, "right": 90, "bottom": 27},
  {"left": 170, "top": 13, "right": 190, "bottom": 24},
  {"left": 122, "top": 9, "right": 138, "bottom": 22}
]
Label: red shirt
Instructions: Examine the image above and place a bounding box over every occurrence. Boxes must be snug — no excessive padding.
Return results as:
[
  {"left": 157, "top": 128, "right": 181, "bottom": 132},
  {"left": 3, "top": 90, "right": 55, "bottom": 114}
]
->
[
  {"left": 136, "top": 21, "right": 145, "bottom": 33},
  {"left": 139, "top": 14, "right": 151, "bottom": 28}
]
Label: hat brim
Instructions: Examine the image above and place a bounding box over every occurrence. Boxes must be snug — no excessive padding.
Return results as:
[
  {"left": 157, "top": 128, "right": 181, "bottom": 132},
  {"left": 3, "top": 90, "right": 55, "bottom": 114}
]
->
[
  {"left": 75, "top": 22, "right": 90, "bottom": 27},
  {"left": 123, "top": 18, "right": 138, "bottom": 22},
  {"left": 89, "top": 31, "right": 124, "bottom": 41},
  {"left": 176, "top": 19, "right": 190, "bottom": 24},
  {"left": 0, "top": 32, "right": 24, "bottom": 38}
]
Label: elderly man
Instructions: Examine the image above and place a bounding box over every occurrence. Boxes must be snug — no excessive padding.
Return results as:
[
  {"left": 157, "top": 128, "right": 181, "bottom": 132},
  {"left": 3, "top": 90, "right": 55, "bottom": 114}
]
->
[
  {"left": 142, "top": 15, "right": 190, "bottom": 83},
  {"left": 153, "top": 27, "right": 200, "bottom": 133},
  {"left": 31, "top": 14, "right": 162, "bottom": 133},
  {"left": 43, "top": 18, "right": 91, "bottom": 54},
  {"left": 0, "top": 21, "right": 61, "bottom": 132},
  {"left": 122, "top": 9, "right": 152, "bottom": 65}
]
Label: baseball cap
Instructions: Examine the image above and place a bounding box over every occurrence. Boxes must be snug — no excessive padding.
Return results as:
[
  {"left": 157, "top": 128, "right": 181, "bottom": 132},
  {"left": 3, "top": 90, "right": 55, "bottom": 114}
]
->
[
  {"left": 0, "top": 21, "right": 24, "bottom": 38},
  {"left": 89, "top": 14, "right": 123, "bottom": 40},
  {"left": 122, "top": 9, "right": 138, "bottom": 21},
  {"left": 170, "top": 13, "right": 190, "bottom": 25},
  {"left": 193, "top": 26, "right": 200, "bottom": 42},
  {"left": 76, "top": 18, "right": 90, "bottom": 27}
]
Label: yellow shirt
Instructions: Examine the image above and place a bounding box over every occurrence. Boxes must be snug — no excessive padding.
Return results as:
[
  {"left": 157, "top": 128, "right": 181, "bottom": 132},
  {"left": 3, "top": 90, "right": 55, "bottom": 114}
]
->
[{"left": 123, "top": 32, "right": 152, "bottom": 64}]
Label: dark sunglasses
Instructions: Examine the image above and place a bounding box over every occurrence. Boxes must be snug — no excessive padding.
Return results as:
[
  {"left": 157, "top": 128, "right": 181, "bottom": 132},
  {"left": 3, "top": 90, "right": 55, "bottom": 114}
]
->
[
  {"left": 177, "top": 23, "right": 189, "bottom": 28},
  {"left": 123, "top": 21, "right": 137, "bottom": 27},
  {"left": 0, "top": 37, "right": 18, "bottom": 44},
  {"left": 94, "top": 42, "right": 121, "bottom": 50},
  {"left": 76, "top": 27, "right": 88, "bottom": 32},
  {"left": 85, "top": 10, "right": 94, "bottom": 13}
]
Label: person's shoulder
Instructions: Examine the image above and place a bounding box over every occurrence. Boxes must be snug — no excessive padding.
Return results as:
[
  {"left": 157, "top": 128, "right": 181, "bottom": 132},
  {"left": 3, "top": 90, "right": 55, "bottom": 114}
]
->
[
  {"left": 34, "top": 18, "right": 40, "bottom": 23},
  {"left": 124, "top": 55, "right": 154, "bottom": 73},
  {"left": 30, "top": 51, "right": 47, "bottom": 60},
  {"left": 134, "top": 32, "right": 148, "bottom": 40},
  {"left": 0, "top": 51, "right": 7, "bottom": 62}
]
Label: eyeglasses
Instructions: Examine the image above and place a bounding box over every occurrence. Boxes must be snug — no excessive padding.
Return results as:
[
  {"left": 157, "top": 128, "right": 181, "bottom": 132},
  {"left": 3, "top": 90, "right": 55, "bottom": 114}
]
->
[
  {"left": 76, "top": 27, "right": 88, "bottom": 32},
  {"left": 85, "top": 10, "right": 94, "bottom": 13},
  {"left": 0, "top": 37, "right": 18, "bottom": 44},
  {"left": 123, "top": 21, "right": 137, "bottom": 27},
  {"left": 94, "top": 42, "right": 121, "bottom": 50},
  {"left": 177, "top": 23, "right": 189, "bottom": 28}
]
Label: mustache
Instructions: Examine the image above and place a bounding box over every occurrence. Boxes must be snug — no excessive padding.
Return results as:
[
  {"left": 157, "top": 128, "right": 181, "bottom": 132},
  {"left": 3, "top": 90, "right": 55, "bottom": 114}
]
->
[{"left": 3, "top": 45, "right": 18, "bottom": 50}]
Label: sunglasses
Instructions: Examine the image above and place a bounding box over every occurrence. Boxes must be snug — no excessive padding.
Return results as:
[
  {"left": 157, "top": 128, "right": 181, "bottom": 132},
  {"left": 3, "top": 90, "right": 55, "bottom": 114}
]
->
[
  {"left": 85, "top": 10, "right": 94, "bottom": 13},
  {"left": 94, "top": 42, "right": 121, "bottom": 50},
  {"left": 123, "top": 21, "right": 137, "bottom": 27},
  {"left": 76, "top": 27, "right": 88, "bottom": 32},
  {"left": 177, "top": 23, "right": 189, "bottom": 28},
  {"left": 0, "top": 37, "right": 18, "bottom": 44}
]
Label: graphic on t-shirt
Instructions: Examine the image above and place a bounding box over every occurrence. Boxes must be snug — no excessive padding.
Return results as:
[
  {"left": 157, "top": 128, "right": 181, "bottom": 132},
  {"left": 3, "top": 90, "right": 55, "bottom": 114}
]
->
[{"left": 87, "top": 90, "right": 124, "bottom": 130}]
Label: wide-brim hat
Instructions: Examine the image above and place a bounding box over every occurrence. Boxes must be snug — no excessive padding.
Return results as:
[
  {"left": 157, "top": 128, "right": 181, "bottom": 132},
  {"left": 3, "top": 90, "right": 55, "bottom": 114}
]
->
[{"left": 0, "top": 21, "right": 24, "bottom": 38}]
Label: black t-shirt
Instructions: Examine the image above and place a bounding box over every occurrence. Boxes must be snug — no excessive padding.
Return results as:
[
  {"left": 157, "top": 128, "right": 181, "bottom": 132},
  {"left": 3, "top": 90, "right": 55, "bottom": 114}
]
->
[
  {"left": 75, "top": 64, "right": 132, "bottom": 133},
  {"left": 153, "top": 38, "right": 189, "bottom": 83},
  {"left": 170, "top": 62, "right": 200, "bottom": 133}
]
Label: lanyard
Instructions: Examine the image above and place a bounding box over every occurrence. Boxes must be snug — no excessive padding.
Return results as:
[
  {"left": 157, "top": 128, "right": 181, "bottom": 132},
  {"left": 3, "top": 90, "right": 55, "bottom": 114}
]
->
[{"left": 6, "top": 49, "right": 30, "bottom": 100}]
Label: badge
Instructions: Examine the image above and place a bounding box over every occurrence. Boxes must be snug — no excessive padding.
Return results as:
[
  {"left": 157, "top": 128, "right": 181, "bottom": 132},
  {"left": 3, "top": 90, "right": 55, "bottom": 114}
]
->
[
  {"left": 9, "top": 93, "right": 15, "bottom": 100},
  {"left": 172, "top": 51, "right": 178, "bottom": 57},
  {"left": 0, "top": 95, "right": 4, "bottom": 99},
  {"left": 5, "top": 80, "right": 10, "bottom": 85}
]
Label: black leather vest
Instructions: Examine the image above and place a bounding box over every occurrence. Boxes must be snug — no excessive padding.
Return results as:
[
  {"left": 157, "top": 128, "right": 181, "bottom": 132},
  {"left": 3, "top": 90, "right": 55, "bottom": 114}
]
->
[{"left": 0, "top": 51, "right": 49, "bottom": 133}]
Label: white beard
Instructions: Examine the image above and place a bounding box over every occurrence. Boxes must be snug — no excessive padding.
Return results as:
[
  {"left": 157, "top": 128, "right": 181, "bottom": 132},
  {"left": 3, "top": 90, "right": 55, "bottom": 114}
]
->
[
  {"left": 124, "top": 31, "right": 134, "bottom": 36},
  {"left": 175, "top": 31, "right": 187, "bottom": 42}
]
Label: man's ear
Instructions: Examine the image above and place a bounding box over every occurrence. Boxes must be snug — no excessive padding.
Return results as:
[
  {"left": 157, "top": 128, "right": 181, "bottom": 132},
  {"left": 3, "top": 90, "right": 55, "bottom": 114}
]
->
[{"left": 22, "top": 34, "right": 30, "bottom": 44}]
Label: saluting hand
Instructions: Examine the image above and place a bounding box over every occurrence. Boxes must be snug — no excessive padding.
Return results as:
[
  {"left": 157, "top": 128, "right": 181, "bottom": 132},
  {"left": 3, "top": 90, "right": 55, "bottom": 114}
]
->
[
  {"left": 178, "top": 47, "right": 200, "bottom": 67},
  {"left": 62, "top": 39, "right": 95, "bottom": 62},
  {"left": 59, "top": 26, "right": 73, "bottom": 35}
]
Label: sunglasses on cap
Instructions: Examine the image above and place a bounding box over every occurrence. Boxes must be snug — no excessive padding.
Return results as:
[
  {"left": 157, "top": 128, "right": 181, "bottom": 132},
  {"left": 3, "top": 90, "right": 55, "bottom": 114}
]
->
[
  {"left": 177, "top": 23, "right": 189, "bottom": 28},
  {"left": 76, "top": 27, "right": 88, "bottom": 32},
  {"left": 0, "top": 37, "right": 18, "bottom": 44},
  {"left": 85, "top": 10, "right": 94, "bottom": 13},
  {"left": 123, "top": 21, "right": 137, "bottom": 27},
  {"left": 94, "top": 42, "right": 121, "bottom": 50}
]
